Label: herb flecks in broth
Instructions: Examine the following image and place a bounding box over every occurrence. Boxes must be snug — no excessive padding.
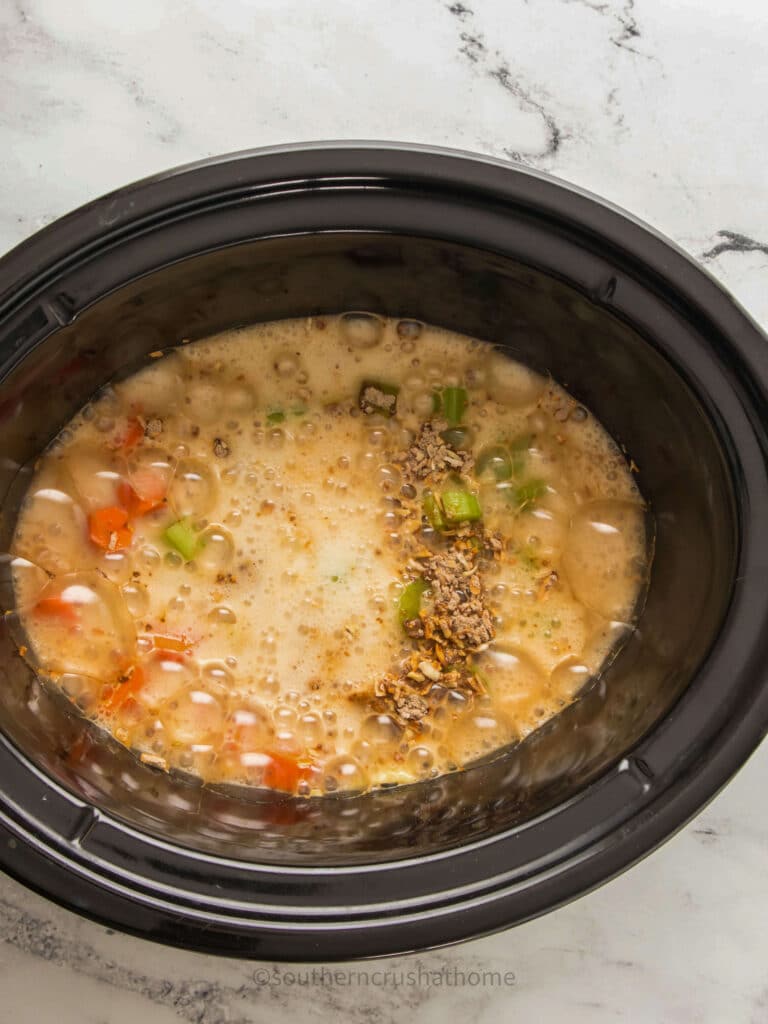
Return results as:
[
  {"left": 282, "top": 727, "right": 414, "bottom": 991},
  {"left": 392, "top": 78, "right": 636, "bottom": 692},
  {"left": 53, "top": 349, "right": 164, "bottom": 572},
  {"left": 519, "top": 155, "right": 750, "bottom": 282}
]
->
[{"left": 9, "top": 315, "right": 649, "bottom": 794}]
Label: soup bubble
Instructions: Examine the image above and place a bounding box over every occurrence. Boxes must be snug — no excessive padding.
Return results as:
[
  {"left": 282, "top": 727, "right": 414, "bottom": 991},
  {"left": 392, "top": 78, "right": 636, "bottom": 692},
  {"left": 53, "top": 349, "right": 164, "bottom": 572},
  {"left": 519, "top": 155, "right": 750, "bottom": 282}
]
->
[
  {"left": 407, "top": 745, "right": 434, "bottom": 776},
  {"left": 351, "top": 738, "right": 374, "bottom": 765},
  {"left": 121, "top": 581, "right": 149, "bottom": 617},
  {"left": 228, "top": 700, "right": 271, "bottom": 751},
  {"left": 163, "top": 687, "right": 225, "bottom": 745},
  {"left": 59, "top": 672, "right": 104, "bottom": 713},
  {"left": 27, "top": 571, "right": 136, "bottom": 680},
  {"left": 298, "top": 711, "right": 325, "bottom": 746},
  {"left": 208, "top": 605, "right": 237, "bottom": 625},
  {"left": 510, "top": 505, "right": 566, "bottom": 560},
  {"left": 196, "top": 525, "right": 235, "bottom": 573},
  {"left": 126, "top": 447, "right": 174, "bottom": 501},
  {"left": 323, "top": 754, "right": 368, "bottom": 793},
  {"left": 139, "top": 545, "right": 161, "bottom": 568},
  {"left": 561, "top": 500, "right": 646, "bottom": 619},
  {"left": 456, "top": 710, "right": 514, "bottom": 753},
  {"left": 361, "top": 713, "right": 403, "bottom": 746},
  {"left": 396, "top": 319, "right": 423, "bottom": 340},
  {"left": 100, "top": 550, "right": 132, "bottom": 584},
  {"left": 116, "top": 354, "right": 184, "bottom": 416},
  {"left": 169, "top": 458, "right": 218, "bottom": 517},
  {"left": 202, "top": 660, "right": 234, "bottom": 689},
  {"left": 340, "top": 312, "right": 384, "bottom": 349},
  {"left": 139, "top": 651, "right": 198, "bottom": 710},
  {"left": 186, "top": 380, "right": 223, "bottom": 424},
  {"left": 7, "top": 557, "right": 49, "bottom": 610},
  {"left": 487, "top": 354, "right": 546, "bottom": 408},
  {"left": 14, "top": 486, "right": 98, "bottom": 575},
  {"left": 274, "top": 352, "right": 300, "bottom": 378},
  {"left": 483, "top": 645, "right": 545, "bottom": 694},
  {"left": 550, "top": 657, "right": 591, "bottom": 699},
  {"left": 581, "top": 620, "right": 633, "bottom": 672},
  {"left": 227, "top": 383, "right": 257, "bottom": 413}
]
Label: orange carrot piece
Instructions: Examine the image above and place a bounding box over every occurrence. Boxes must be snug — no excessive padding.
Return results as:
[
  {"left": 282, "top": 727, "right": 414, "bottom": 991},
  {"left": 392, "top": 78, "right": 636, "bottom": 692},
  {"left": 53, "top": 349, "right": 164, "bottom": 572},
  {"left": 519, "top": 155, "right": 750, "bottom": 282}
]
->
[
  {"left": 117, "top": 480, "right": 164, "bottom": 519},
  {"left": 101, "top": 665, "right": 145, "bottom": 714},
  {"left": 129, "top": 468, "right": 167, "bottom": 504},
  {"left": 113, "top": 417, "right": 144, "bottom": 450},
  {"left": 88, "top": 506, "right": 132, "bottom": 551},
  {"left": 67, "top": 733, "right": 92, "bottom": 767},
  {"left": 151, "top": 633, "right": 191, "bottom": 653},
  {"left": 33, "top": 595, "right": 79, "bottom": 623},
  {"left": 262, "top": 752, "right": 321, "bottom": 793}
]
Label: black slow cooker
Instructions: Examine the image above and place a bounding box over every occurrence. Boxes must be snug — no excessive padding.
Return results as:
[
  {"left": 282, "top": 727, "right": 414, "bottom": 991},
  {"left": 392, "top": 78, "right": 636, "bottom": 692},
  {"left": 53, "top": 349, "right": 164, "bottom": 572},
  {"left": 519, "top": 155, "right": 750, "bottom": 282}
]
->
[{"left": 0, "top": 144, "right": 766, "bottom": 960}]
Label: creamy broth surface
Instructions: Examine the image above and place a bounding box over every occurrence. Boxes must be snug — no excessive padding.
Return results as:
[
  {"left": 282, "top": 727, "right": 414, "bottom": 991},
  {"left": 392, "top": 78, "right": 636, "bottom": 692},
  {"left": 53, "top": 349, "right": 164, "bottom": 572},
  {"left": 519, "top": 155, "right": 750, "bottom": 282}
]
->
[{"left": 10, "top": 315, "right": 649, "bottom": 793}]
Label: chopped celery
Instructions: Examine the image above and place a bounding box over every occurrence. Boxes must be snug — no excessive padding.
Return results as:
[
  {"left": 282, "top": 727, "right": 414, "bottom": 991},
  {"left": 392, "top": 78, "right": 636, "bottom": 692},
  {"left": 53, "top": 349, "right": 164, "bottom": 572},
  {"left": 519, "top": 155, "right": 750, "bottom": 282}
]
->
[
  {"left": 442, "top": 489, "right": 482, "bottom": 523},
  {"left": 508, "top": 432, "right": 534, "bottom": 451},
  {"left": 476, "top": 444, "right": 513, "bottom": 481},
  {"left": 510, "top": 478, "right": 547, "bottom": 512},
  {"left": 469, "top": 660, "right": 493, "bottom": 692},
  {"left": 441, "top": 386, "right": 468, "bottom": 427},
  {"left": 266, "top": 410, "right": 286, "bottom": 424},
  {"left": 398, "top": 578, "right": 429, "bottom": 625},
  {"left": 423, "top": 491, "right": 446, "bottom": 531},
  {"left": 163, "top": 519, "right": 200, "bottom": 560},
  {"left": 508, "top": 432, "right": 533, "bottom": 476}
]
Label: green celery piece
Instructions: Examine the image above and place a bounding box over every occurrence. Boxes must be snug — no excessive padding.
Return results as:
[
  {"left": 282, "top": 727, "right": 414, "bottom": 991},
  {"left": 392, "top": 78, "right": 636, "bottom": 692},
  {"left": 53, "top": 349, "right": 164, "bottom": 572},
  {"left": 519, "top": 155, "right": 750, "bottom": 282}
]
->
[
  {"left": 398, "top": 578, "right": 429, "bottom": 626},
  {"left": 442, "top": 489, "right": 482, "bottom": 523},
  {"left": 510, "top": 478, "right": 547, "bottom": 512},
  {"left": 163, "top": 519, "right": 200, "bottom": 561},
  {"left": 423, "top": 491, "right": 446, "bottom": 531},
  {"left": 508, "top": 433, "right": 534, "bottom": 476},
  {"left": 469, "top": 660, "right": 493, "bottom": 692},
  {"left": 442, "top": 386, "right": 468, "bottom": 427},
  {"left": 508, "top": 432, "right": 534, "bottom": 451},
  {"left": 266, "top": 410, "right": 286, "bottom": 424}
]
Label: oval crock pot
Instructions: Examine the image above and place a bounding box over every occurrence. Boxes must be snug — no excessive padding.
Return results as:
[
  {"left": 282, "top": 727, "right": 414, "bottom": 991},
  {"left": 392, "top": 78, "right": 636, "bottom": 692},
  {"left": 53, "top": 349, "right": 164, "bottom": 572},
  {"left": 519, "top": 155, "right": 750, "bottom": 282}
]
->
[{"left": 0, "top": 143, "right": 766, "bottom": 961}]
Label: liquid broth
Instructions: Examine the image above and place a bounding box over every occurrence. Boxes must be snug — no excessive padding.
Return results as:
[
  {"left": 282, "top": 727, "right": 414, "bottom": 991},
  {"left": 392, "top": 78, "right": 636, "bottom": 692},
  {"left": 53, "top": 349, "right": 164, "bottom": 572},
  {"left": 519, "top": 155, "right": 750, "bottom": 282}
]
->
[{"left": 10, "top": 314, "right": 649, "bottom": 793}]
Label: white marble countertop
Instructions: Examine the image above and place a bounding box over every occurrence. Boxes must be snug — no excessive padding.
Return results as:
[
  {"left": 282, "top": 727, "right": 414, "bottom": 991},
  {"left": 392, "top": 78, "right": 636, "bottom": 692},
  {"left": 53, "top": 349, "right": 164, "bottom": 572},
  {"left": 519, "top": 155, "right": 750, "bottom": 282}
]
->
[{"left": 0, "top": 1, "right": 766, "bottom": 1021}]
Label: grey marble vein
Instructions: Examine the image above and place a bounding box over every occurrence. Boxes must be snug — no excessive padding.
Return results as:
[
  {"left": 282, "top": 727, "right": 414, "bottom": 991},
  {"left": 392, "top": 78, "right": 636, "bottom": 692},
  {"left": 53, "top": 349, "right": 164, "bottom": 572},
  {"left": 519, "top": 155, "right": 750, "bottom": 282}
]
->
[
  {"left": 0, "top": 895, "right": 254, "bottom": 1024},
  {"left": 702, "top": 230, "right": 768, "bottom": 261},
  {"left": 443, "top": 1, "right": 568, "bottom": 163},
  {"left": 0, "top": 885, "right": 520, "bottom": 1024}
]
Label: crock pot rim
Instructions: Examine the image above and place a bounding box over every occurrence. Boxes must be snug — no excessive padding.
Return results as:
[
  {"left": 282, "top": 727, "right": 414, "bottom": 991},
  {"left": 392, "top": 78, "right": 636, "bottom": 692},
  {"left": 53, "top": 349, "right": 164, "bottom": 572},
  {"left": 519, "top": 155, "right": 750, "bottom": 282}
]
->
[{"left": 0, "top": 142, "right": 766, "bottom": 960}]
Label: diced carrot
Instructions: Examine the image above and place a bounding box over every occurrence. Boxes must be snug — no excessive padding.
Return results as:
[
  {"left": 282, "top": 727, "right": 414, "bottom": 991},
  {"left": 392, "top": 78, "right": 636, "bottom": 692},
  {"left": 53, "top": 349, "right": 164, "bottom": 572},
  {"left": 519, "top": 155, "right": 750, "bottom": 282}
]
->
[
  {"left": 112, "top": 417, "right": 144, "bottom": 451},
  {"left": 33, "top": 595, "right": 79, "bottom": 624},
  {"left": 88, "top": 506, "right": 133, "bottom": 551},
  {"left": 67, "top": 732, "right": 94, "bottom": 768},
  {"left": 262, "top": 752, "right": 321, "bottom": 793},
  {"left": 117, "top": 480, "right": 165, "bottom": 519},
  {"left": 101, "top": 664, "right": 145, "bottom": 714},
  {"left": 151, "top": 632, "right": 191, "bottom": 653},
  {"left": 263, "top": 752, "right": 302, "bottom": 791},
  {"left": 129, "top": 468, "right": 167, "bottom": 504}
]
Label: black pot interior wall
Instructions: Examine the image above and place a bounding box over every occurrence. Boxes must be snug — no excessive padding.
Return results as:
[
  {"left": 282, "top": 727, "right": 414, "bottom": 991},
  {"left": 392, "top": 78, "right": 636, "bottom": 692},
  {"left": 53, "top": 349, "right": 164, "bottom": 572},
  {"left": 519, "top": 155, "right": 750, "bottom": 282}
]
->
[{"left": 0, "top": 233, "right": 736, "bottom": 863}]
